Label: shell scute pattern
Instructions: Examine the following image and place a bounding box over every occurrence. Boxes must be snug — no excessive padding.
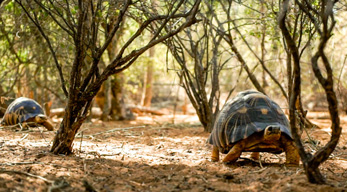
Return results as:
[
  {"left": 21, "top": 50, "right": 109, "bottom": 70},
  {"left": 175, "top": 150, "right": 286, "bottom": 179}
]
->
[
  {"left": 1, "top": 97, "right": 45, "bottom": 125},
  {"left": 208, "top": 90, "right": 292, "bottom": 154}
]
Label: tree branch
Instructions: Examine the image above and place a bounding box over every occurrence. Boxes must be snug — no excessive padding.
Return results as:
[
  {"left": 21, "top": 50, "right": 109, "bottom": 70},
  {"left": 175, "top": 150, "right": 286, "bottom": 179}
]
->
[{"left": 16, "top": 0, "right": 68, "bottom": 97}]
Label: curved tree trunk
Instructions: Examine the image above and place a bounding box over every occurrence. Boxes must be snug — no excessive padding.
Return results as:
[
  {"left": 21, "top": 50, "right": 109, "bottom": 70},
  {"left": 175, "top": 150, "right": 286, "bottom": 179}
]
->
[
  {"left": 18, "top": 0, "right": 201, "bottom": 155},
  {"left": 279, "top": 0, "right": 342, "bottom": 184},
  {"left": 51, "top": 85, "right": 97, "bottom": 154}
]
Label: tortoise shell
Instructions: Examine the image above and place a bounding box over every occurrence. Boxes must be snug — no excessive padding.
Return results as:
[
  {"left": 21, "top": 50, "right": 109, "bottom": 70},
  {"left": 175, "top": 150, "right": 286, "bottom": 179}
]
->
[
  {"left": 208, "top": 90, "right": 292, "bottom": 154},
  {"left": 1, "top": 97, "right": 46, "bottom": 125}
]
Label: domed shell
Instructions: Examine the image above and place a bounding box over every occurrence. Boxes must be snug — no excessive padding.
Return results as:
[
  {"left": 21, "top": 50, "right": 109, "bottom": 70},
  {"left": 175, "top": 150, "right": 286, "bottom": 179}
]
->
[
  {"left": 1, "top": 97, "right": 45, "bottom": 125},
  {"left": 208, "top": 90, "right": 292, "bottom": 153}
]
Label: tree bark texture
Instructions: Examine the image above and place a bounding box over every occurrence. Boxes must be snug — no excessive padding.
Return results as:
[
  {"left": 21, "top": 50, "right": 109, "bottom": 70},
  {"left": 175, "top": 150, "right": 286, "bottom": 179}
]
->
[
  {"left": 279, "top": 0, "right": 341, "bottom": 184},
  {"left": 30, "top": 0, "right": 201, "bottom": 154}
]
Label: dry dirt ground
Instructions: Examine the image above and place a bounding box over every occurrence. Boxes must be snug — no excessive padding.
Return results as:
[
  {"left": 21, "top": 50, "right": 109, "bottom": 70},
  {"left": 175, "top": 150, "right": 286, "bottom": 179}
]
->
[{"left": 0, "top": 112, "right": 347, "bottom": 192}]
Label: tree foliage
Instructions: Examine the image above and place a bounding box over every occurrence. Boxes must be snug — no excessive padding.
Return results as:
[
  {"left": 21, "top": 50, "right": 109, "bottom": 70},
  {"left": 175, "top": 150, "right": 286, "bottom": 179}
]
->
[
  {"left": 11, "top": 0, "right": 201, "bottom": 154},
  {"left": 0, "top": 0, "right": 345, "bottom": 184}
]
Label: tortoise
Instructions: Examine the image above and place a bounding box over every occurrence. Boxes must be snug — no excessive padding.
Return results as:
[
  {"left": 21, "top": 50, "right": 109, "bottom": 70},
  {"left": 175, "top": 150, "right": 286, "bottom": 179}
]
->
[
  {"left": 0, "top": 97, "right": 54, "bottom": 131},
  {"left": 207, "top": 90, "right": 299, "bottom": 165}
]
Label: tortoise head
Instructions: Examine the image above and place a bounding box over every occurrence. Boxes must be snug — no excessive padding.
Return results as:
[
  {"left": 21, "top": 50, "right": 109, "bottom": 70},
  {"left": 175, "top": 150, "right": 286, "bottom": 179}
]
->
[
  {"left": 263, "top": 125, "right": 281, "bottom": 142},
  {"left": 34, "top": 114, "right": 48, "bottom": 123}
]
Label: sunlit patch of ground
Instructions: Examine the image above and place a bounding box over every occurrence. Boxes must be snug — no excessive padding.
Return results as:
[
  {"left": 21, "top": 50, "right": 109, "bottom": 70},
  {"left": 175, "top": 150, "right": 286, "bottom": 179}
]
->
[{"left": 0, "top": 113, "right": 346, "bottom": 191}]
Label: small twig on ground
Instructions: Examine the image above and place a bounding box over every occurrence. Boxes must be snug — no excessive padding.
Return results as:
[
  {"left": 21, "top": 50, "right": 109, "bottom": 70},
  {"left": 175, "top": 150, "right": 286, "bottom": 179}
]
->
[
  {"left": 0, "top": 162, "right": 43, "bottom": 166},
  {"left": 282, "top": 164, "right": 287, "bottom": 171},
  {"left": 306, "top": 144, "right": 317, "bottom": 154},
  {"left": 0, "top": 169, "right": 54, "bottom": 183},
  {"left": 75, "top": 126, "right": 146, "bottom": 138},
  {"left": 76, "top": 127, "right": 90, "bottom": 135},
  {"left": 38, "top": 127, "right": 48, "bottom": 143},
  {"left": 295, "top": 168, "right": 303, "bottom": 174},
  {"left": 273, "top": 154, "right": 283, "bottom": 164},
  {"left": 91, "top": 152, "right": 121, "bottom": 156},
  {"left": 303, "top": 126, "right": 319, "bottom": 150},
  {"left": 200, "top": 176, "right": 208, "bottom": 183},
  {"left": 327, "top": 167, "right": 335, "bottom": 174},
  {"left": 238, "top": 157, "right": 264, "bottom": 168},
  {"left": 0, "top": 124, "right": 21, "bottom": 130},
  {"left": 79, "top": 131, "right": 84, "bottom": 153},
  {"left": 128, "top": 180, "right": 142, "bottom": 187},
  {"left": 19, "top": 133, "right": 29, "bottom": 141},
  {"left": 86, "top": 151, "right": 101, "bottom": 158},
  {"left": 259, "top": 156, "right": 264, "bottom": 169},
  {"left": 239, "top": 157, "right": 258, "bottom": 163},
  {"left": 328, "top": 155, "right": 347, "bottom": 161},
  {"left": 83, "top": 151, "right": 121, "bottom": 158},
  {"left": 0, "top": 122, "right": 45, "bottom": 131},
  {"left": 251, "top": 167, "right": 268, "bottom": 173},
  {"left": 83, "top": 157, "right": 89, "bottom": 175}
]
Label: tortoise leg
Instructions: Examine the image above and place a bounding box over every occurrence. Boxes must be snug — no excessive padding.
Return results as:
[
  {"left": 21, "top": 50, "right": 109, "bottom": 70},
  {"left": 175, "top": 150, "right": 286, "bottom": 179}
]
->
[
  {"left": 20, "top": 122, "right": 28, "bottom": 131},
  {"left": 222, "top": 141, "right": 245, "bottom": 163},
  {"left": 211, "top": 146, "right": 220, "bottom": 162},
  {"left": 250, "top": 152, "right": 260, "bottom": 160},
  {"left": 41, "top": 120, "right": 54, "bottom": 131},
  {"left": 281, "top": 136, "right": 300, "bottom": 166}
]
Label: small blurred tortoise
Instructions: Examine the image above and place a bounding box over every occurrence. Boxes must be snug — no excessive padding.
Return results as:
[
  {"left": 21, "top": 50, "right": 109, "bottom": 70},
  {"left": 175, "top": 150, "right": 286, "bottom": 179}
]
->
[
  {"left": 207, "top": 90, "right": 299, "bottom": 165},
  {"left": 0, "top": 97, "right": 54, "bottom": 131}
]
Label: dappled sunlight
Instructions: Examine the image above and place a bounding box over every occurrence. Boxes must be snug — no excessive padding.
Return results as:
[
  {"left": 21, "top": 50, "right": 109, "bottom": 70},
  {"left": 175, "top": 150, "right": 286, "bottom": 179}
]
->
[
  {"left": 134, "top": 114, "right": 200, "bottom": 125},
  {"left": 1, "top": 114, "right": 347, "bottom": 191},
  {"left": 1, "top": 0, "right": 347, "bottom": 190}
]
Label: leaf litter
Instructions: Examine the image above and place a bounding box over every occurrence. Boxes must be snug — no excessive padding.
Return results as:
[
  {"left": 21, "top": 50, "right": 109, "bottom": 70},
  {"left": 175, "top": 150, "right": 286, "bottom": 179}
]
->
[{"left": 0, "top": 113, "right": 346, "bottom": 191}]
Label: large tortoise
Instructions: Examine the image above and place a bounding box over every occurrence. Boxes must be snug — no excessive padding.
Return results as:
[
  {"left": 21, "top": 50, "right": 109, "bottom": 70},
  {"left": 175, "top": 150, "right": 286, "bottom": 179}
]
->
[
  {"left": 0, "top": 97, "right": 54, "bottom": 131},
  {"left": 208, "top": 90, "right": 299, "bottom": 165}
]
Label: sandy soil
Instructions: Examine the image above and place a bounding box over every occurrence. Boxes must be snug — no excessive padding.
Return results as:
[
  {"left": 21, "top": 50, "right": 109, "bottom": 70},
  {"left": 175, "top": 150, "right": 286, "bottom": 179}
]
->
[{"left": 0, "top": 112, "right": 346, "bottom": 192}]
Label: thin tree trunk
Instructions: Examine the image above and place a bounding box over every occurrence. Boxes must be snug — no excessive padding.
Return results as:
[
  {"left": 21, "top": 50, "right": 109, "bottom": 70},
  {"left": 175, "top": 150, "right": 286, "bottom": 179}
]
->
[
  {"left": 111, "top": 74, "right": 126, "bottom": 120},
  {"left": 102, "top": 78, "right": 112, "bottom": 121},
  {"left": 17, "top": 0, "right": 201, "bottom": 155},
  {"left": 105, "top": 15, "right": 127, "bottom": 120},
  {"left": 260, "top": 0, "right": 268, "bottom": 89},
  {"left": 279, "top": 0, "right": 342, "bottom": 184},
  {"left": 142, "top": 47, "right": 154, "bottom": 107},
  {"left": 51, "top": 90, "right": 96, "bottom": 154}
]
